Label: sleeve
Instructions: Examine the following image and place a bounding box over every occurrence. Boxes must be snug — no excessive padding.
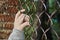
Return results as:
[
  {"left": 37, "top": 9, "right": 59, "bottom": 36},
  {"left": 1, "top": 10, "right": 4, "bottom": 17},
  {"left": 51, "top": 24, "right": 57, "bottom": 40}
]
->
[{"left": 8, "top": 28, "right": 25, "bottom": 40}]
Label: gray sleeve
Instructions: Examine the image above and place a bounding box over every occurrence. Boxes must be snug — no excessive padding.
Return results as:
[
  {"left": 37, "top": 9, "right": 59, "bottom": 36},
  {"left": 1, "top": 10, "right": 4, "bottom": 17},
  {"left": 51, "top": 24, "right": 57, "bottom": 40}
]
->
[{"left": 8, "top": 28, "right": 25, "bottom": 40}]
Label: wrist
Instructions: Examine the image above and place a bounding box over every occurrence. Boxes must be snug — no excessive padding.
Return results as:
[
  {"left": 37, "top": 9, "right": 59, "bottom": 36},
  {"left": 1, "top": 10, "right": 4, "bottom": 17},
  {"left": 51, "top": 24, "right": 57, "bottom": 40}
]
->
[{"left": 14, "top": 27, "right": 23, "bottom": 31}]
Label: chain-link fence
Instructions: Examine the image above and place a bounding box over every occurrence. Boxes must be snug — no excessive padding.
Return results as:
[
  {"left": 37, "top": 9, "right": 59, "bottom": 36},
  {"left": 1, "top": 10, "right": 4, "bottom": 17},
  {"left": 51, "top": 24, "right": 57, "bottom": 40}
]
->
[
  {"left": 34, "top": 0, "right": 60, "bottom": 40},
  {"left": 35, "top": 0, "right": 60, "bottom": 40},
  {"left": 0, "top": 0, "right": 60, "bottom": 40}
]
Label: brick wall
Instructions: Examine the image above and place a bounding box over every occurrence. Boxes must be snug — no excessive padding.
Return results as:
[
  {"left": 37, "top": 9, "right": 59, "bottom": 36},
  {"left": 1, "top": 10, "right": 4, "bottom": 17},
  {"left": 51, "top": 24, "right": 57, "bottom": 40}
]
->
[{"left": 0, "top": 0, "right": 19, "bottom": 40}]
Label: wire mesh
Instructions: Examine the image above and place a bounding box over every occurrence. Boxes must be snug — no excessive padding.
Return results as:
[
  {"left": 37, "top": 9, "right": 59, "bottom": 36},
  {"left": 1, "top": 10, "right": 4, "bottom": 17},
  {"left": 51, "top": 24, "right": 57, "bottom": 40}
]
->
[{"left": 0, "top": 0, "right": 60, "bottom": 40}]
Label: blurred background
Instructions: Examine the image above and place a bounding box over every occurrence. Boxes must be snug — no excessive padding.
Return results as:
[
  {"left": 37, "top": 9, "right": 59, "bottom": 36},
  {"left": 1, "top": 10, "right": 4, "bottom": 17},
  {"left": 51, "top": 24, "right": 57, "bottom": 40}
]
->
[{"left": 0, "top": 0, "right": 60, "bottom": 40}]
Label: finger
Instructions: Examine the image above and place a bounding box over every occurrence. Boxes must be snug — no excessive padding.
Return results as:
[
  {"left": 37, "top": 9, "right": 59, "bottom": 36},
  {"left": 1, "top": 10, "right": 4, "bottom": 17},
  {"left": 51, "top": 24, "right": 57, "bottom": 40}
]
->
[
  {"left": 20, "top": 22, "right": 30, "bottom": 28},
  {"left": 24, "top": 15, "right": 30, "bottom": 22},
  {"left": 20, "top": 9, "right": 25, "bottom": 13},
  {"left": 15, "top": 9, "right": 25, "bottom": 19},
  {"left": 18, "top": 14, "right": 25, "bottom": 24}
]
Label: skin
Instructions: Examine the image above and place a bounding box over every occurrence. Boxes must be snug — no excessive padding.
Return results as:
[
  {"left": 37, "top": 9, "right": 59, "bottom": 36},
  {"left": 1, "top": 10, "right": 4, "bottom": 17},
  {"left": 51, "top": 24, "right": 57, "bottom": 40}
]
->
[{"left": 14, "top": 9, "right": 30, "bottom": 31}]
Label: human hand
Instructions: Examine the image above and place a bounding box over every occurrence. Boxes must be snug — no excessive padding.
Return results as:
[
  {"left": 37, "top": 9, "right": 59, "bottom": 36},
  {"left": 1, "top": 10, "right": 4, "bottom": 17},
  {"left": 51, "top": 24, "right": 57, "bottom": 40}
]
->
[{"left": 14, "top": 9, "right": 30, "bottom": 31}]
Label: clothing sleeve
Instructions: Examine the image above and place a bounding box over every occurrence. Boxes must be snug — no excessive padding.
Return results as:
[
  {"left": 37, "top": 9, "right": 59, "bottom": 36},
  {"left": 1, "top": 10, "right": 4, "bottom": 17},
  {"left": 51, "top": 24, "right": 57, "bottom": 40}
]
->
[{"left": 8, "top": 28, "right": 25, "bottom": 40}]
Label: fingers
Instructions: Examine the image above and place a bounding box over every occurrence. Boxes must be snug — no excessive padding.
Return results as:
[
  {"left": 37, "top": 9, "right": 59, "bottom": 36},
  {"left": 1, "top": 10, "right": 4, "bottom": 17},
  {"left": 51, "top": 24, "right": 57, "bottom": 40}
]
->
[
  {"left": 18, "top": 14, "right": 25, "bottom": 24},
  {"left": 14, "top": 9, "right": 31, "bottom": 31},
  {"left": 18, "top": 14, "right": 30, "bottom": 24},
  {"left": 15, "top": 9, "right": 25, "bottom": 20},
  {"left": 15, "top": 9, "right": 30, "bottom": 25},
  {"left": 20, "top": 22, "right": 30, "bottom": 28},
  {"left": 24, "top": 15, "right": 30, "bottom": 22},
  {"left": 20, "top": 9, "right": 25, "bottom": 12}
]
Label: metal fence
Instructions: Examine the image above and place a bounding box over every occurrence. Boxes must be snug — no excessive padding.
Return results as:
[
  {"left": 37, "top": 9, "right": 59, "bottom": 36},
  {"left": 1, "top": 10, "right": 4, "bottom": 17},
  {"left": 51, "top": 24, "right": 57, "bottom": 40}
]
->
[
  {"left": 34, "top": 0, "right": 60, "bottom": 40},
  {"left": 25, "top": 0, "right": 60, "bottom": 40},
  {"left": 0, "top": 0, "right": 60, "bottom": 40}
]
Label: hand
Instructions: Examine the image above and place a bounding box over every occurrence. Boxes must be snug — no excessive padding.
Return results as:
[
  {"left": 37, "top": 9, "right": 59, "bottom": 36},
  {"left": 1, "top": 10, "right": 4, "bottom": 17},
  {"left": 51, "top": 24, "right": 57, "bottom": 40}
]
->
[{"left": 14, "top": 9, "right": 30, "bottom": 31}]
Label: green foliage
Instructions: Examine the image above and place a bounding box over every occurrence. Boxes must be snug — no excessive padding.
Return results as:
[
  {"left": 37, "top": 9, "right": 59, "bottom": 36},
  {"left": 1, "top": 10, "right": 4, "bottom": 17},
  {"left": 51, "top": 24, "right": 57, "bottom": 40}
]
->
[
  {"left": 18, "top": 0, "right": 37, "bottom": 40},
  {"left": 49, "top": 0, "right": 56, "bottom": 13},
  {"left": 52, "top": 19, "right": 60, "bottom": 40},
  {"left": 49, "top": 0, "right": 60, "bottom": 40},
  {"left": 18, "top": 0, "right": 60, "bottom": 40}
]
